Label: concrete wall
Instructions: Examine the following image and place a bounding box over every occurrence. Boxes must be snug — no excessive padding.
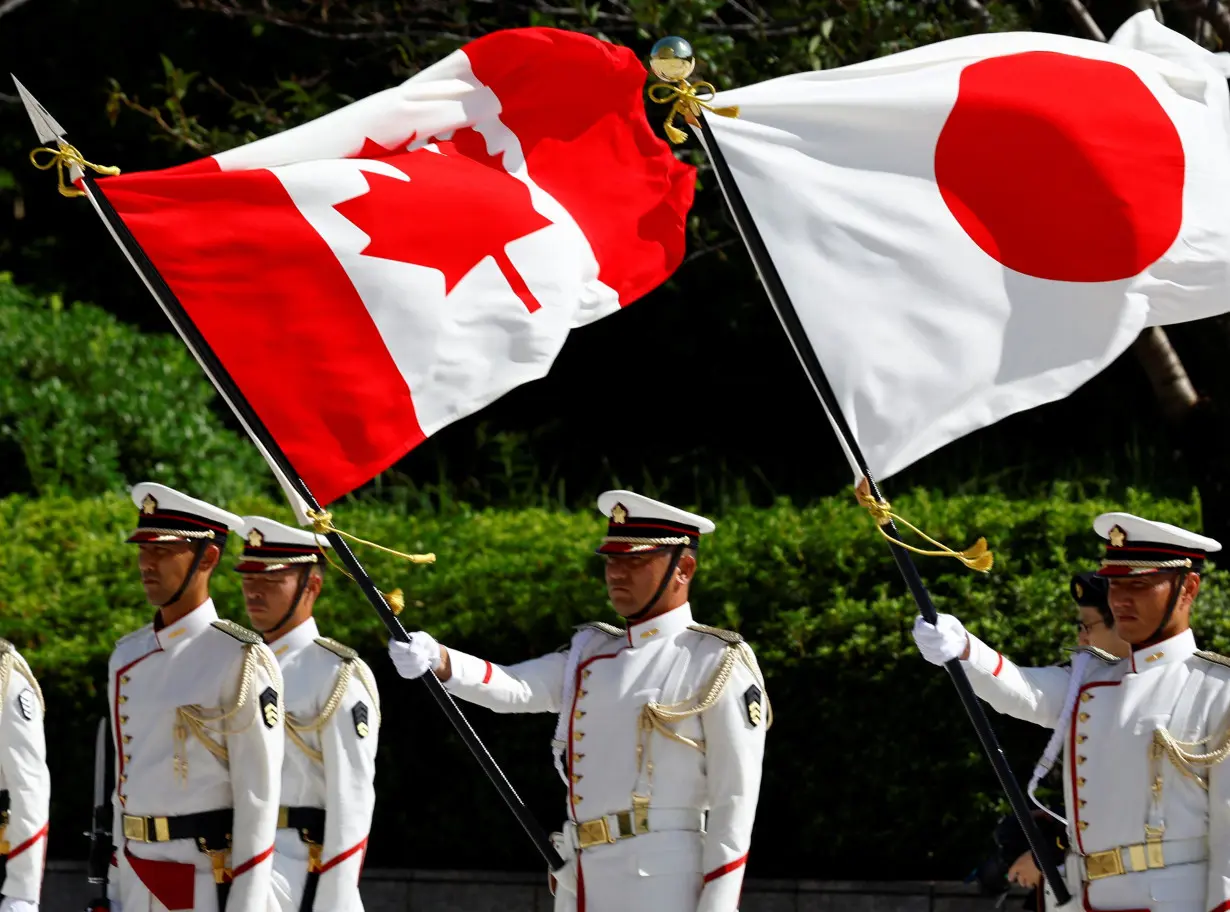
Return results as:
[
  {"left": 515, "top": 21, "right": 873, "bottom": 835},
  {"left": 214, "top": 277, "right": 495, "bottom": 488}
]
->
[{"left": 39, "top": 861, "right": 1018, "bottom": 912}]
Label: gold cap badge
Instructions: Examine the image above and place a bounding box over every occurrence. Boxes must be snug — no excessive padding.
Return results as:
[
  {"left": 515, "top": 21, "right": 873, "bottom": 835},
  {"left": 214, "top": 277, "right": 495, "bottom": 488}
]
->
[
  {"left": 141, "top": 494, "right": 158, "bottom": 515},
  {"left": 611, "top": 503, "right": 628, "bottom": 524},
  {"left": 1109, "top": 525, "right": 1127, "bottom": 548},
  {"left": 247, "top": 529, "right": 264, "bottom": 548}
]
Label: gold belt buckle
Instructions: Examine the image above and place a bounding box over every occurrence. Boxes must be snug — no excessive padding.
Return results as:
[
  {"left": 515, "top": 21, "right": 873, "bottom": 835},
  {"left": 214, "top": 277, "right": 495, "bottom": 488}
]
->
[
  {"left": 1085, "top": 848, "right": 1125, "bottom": 880},
  {"left": 123, "top": 815, "right": 149, "bottom": 843},
  {"left": 576, "top": 817, "right": 612, "bottom": 850},
  {"left": 277, "top": 806, "right": 290, "bottom": 829}
]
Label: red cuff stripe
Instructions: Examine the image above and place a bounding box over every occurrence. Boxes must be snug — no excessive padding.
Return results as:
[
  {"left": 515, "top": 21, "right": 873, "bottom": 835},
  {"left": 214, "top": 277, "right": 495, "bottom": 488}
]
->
[
  {"left": 703, "top": 852, "right": 748, "bottom": 884},
  {"left": 320, "top": 837, "right": 369, "bottom": 874},
  {"left": 992, "top": 653, "right": 1004, "bottom": 677},
  {"left": 5, "top": 823, "right": 48, "bottom": 859},
  {"left": 1207, "top": 902, "right": 1230, "bottom": 912},
  {"left": 482, "top": 661, "right": 493, "bottom": 684},
  {"left": 232, "top": 845, "right": 275, "bottom": 878}
]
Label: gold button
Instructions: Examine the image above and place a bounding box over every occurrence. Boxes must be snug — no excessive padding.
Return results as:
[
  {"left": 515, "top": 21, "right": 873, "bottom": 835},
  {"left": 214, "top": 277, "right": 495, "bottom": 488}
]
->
[
  {"left": 1078, "top": 777, "right": 1087, "bottom": 787},
  {"left": 121, "top": 715, "right": 129, "bottom": 724},
  {"left": 1081, "top": 692, "right": 1093, "bottom": 703},
  {"left": 119, "top": 695, "right": 128, "bottom": 704},
  {"left": 122, "top": 675, "right": 131, "bottom": 684},
  {"left": 573, "top": 754, "right": 585, "bottom": 763},
  {"left": 1079, "top": 821, "right": 1089, "bottom": 831},
  {"left": 574, "top": 732, "right": 585, "bottom": 741},
  {"left": 123, "top": 735, "right": 132, "bottom": 744},
  {"left": 120, "top": 774, "right": 127, "bottom": 782},
  {"left": 1077, "top": 734, "right": 1088, "bottom": 743},
  {"left": 1079, "top": 712, "right": 1090, "bottom": 723},
  {"left": 574, "top": 710, "right": 585, "bottom": 720},
  {"left": 571, "top": 774, "right": 582, "bottom": 783},
  {"left": 579, "top": 690, "right": 588, "bottom": 699},
  {"left": 1078, "top": 755, "right": 1087, "bottom": 765},
  {"left": 1080, "top": 799, "right": 1087, "bottom": 808},
  {"left": 583, "top": 670, "right": 592, "bottom": 680},
  {"left": 124, "top": 755, "right": 132, "bottom": 762},
  {"left": 574, "top": 795, "right": 583, "bottom": 803}
]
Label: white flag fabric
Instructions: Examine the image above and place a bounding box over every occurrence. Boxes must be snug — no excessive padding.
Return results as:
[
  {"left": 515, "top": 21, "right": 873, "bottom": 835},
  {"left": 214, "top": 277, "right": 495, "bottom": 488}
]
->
[{"left": 701, "top": 11, "right": 1230, "bottom": 479}]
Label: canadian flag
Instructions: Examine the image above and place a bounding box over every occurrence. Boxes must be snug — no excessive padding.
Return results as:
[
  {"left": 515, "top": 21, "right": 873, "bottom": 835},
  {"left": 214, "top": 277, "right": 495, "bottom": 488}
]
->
[
  {"left": 96, "top": 28, "right": 694, "bottom": 505},
  {"left": 701, "top": 11, "right": 1230, "bottom": 480}
]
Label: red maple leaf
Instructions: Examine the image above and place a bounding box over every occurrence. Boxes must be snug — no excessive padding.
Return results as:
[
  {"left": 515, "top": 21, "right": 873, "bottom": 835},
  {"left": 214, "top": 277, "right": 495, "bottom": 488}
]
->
[{"left": 335, "top": 127, "right": 553, "bottom": 312}]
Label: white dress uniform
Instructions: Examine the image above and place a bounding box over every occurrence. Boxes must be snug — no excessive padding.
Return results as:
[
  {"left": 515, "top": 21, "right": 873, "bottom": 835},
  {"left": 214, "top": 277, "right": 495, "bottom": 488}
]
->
[
  {"left": 939, "top": 513, "right": 1230, "bottom": 912},
  {"left": 0, "top": 640, "right": 49, "bottom": 908},
  {"left": 419, "top": 492, "right": 771, "bottom": 912},
  {"left": 109, "top": 484, "right": 284, "bottom": 912},
  {"left": 234, "top": 514, "right": 380, "bottom": 912}
]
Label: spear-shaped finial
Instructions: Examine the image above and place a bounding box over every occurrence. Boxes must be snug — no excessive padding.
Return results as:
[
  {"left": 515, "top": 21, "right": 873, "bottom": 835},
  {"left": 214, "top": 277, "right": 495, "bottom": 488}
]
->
[
  {"left": 12, "top": 75, "right": 119, "bottom": 197},
  {"left": 647, "top": 36, "right": 739, "bottom": 144}
]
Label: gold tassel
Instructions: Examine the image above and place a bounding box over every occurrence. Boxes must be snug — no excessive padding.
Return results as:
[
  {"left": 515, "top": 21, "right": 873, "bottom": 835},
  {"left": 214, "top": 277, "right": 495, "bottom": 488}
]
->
[
  {"left": 647, "top": 81, "right": 740, "bottom": 145},
  {"left": 29, "top": 144, "right": 120, "bottom": 198},
  {"left": 856, "top": 485, "right": 994, "bottom": 573},
  {"left": 304, "top": 510, "right": 430, "bottom": 617}
]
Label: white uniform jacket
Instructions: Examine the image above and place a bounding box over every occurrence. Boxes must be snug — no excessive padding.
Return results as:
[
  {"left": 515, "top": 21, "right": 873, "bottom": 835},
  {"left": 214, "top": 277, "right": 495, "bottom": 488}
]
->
[
  {"left": 269, "top": 618, "right": 378, "bottom": 912},
  {"left": 963, "top": 628, "right": 1230, "bottom": 912},
  {"left": 0, "top": 641, "right": 49, "bottom": 903},
  {"left": 107, "top": 600, "right": 284, "bottom": 912},
  {"left": 443, "top": 603, "right": 769, "bottom": 912}
]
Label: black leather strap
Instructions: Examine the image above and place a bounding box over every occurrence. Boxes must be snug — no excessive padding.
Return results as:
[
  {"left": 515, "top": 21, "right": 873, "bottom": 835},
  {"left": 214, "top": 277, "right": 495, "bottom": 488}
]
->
[
  {"left": 125, "top": 808, "right": 232, "bottom": 844},
  {"left": 281, "top": 806, "right": 326, "bottom": 844}
]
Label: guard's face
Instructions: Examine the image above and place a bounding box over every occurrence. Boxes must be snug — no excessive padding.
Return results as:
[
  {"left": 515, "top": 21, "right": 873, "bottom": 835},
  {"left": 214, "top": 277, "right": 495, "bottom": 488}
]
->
[
  {"left": 137, "top": 541, "right": 198, "bottom": 605},
  {"left": 604, "top": 550, "right": 673, "bottom": 617},
  {"left": 1107, "top": 572, "right": 1199, "bottom": 645},
  {"left": 241, "top": 569, "right": 303, "bottom": 632}
]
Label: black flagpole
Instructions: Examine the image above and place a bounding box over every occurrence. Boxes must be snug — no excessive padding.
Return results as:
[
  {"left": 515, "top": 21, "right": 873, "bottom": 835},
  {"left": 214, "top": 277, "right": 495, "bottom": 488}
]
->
[
  {"left": 670, "top": 71, "right": 1072, "bottom": 906},
  {"left": 77, "top": 174, "right": 565, "bottom": 872}
]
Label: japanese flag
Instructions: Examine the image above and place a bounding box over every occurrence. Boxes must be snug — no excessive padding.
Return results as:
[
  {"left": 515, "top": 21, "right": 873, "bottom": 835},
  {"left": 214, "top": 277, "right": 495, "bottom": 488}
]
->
[
  {"left": 701, "top": 11, "right": 1230, "bottom": 480},
  {"left": 96, "top": 28, "right": 694, "bottom": 510}
]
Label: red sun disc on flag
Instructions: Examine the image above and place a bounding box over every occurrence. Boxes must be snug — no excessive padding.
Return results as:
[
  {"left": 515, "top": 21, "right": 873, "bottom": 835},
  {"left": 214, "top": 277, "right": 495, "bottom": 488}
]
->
[{"left": 934, "top": 50, "right": 1185, "bottom": 283}]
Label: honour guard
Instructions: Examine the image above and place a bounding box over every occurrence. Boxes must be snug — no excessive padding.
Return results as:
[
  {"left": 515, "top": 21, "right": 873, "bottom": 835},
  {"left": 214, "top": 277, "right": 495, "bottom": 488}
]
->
[
  {"left": 236, "top": 516, "right": 379, "bottom": 912},
  {"left": 109, "top": 483, "right": 284, "bottom": 912},
  {"left": 914, "top": 512, "right": 1230, "bottom": 912},
  {"left": 388, "top": 491, "right": 770, "bottom": 912},
  {"left": 0, "top": 640, "right": 49, "bottom": 912}
]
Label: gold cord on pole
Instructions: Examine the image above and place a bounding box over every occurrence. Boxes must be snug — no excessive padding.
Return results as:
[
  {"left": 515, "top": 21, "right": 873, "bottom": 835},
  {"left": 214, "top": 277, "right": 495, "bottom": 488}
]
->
[
  {"left": 855, "top": 481, "right": 994, "bottom": 573},
  {"left": 29, "top": 144, "right": 120, "bottom": 198},
  {"left": 306, "top": 509, "right": 434, "bottom": 616},
  {"left": 647, "top": 37, "right": 739, "bottom": 145}
]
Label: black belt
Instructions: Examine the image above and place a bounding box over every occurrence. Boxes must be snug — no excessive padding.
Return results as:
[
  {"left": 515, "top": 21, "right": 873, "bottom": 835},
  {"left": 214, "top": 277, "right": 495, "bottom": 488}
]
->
[
  {"left": 121, "top": 808, "right": 232, "bottom": 847},
  {"left": 277, "top": 806, "right": 325, "bottom": 844},
  {"left": 122, "top": 809, "right": 232, "bottom": 909},
  {"left": 278, "top": 806, "right": 326, "bottom": 912}
]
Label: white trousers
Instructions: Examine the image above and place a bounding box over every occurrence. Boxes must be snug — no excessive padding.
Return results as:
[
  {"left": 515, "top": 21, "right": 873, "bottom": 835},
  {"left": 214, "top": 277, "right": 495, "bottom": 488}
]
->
[{"left": 551, "top": 830, "right": 704, "bottom": 912}]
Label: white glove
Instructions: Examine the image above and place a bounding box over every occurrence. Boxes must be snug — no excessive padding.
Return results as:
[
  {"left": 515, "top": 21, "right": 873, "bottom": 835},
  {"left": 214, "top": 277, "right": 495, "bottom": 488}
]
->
[
  {"left": 0, "top": 899, "right": 38, "bottom": 912},
  {"left": 912, "top": 613, "right": 969, "bottom": 665},
  {"left": 388, "top": 632, "right": 442, "bottom": 679}
]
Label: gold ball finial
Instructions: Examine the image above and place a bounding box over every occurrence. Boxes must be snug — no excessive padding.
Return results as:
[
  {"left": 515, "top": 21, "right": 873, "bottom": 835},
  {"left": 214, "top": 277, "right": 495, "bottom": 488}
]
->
[{"left": 650, "top": 37, "right": 696, "bottom": 83}]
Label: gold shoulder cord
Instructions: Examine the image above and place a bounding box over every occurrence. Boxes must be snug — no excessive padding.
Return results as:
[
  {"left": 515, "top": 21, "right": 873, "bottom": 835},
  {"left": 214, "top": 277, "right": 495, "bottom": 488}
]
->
[
  {"left": 0, "top": 648, "right": 45, "bottom": 716},
  {"left": 174, "top": 644, "right": 283, "bottom": 781},
  {"left": 286, "top": 659, "right": 381, "bottom": 764}
]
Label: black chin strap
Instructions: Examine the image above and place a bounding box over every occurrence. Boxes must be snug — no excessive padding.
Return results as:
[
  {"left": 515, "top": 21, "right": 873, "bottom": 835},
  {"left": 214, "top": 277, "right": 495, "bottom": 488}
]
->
[
  {"left": 625, "top": 545, "right": 685, "bottom": 624},
  {"left": 262, "top": 565, "right": 314, "bottom": 640},
  {"left": 158, "top": 540, "right": 212, "bottom": 609},
  {"left": 1143, "top": 570, "right": 1190, "bottom": 645}
]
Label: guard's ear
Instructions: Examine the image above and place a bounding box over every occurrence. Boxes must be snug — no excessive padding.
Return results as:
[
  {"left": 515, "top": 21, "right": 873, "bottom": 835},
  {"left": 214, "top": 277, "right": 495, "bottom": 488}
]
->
[{"left": 676, "top": 552, "right": 697, "bottom": 584}]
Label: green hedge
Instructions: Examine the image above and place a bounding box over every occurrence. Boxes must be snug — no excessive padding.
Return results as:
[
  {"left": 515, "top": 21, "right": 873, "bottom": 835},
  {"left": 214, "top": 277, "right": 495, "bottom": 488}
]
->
[
  {"left": 0, "top": 273, "right": 267, "bottom": 500},
  {"left": 5, "top": 487, "right": 1227, "bottom": 879}
]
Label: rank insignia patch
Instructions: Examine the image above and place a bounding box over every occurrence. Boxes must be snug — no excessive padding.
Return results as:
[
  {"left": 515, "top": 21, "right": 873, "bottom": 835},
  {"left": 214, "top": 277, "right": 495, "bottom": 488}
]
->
[
  {"left": 353, "top": 701, "right": 370, "bottom": 738},
  {"left": 744, "top": 685, "right": 762, "bottom": 727},
  {"left": 260, "top": 687, "right": 279, "bottom": 729},
  {"left": 16, "top": 688, "right": 34, "bottom": 721}
]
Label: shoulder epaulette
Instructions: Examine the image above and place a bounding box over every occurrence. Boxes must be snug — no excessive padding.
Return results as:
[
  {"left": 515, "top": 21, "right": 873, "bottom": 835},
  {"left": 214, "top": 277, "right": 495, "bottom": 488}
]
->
[
  {"left": 1072, "top": 645, "right": 1123, "bottom": 664},
  {"left": 575, "top": 621, "right": 625, "bottom": 638},
  {"left": 315, "top": 637, "right": 358, "bottom": 661},
  {"left": 210, "top": 619, "right": 263, "bottom": 645},
  {"left": 687, "top": 624, "right": 745, "bottom": 645},
  {"left": 1195, "top": 650, "right": 1230, "bottom": 670}
]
